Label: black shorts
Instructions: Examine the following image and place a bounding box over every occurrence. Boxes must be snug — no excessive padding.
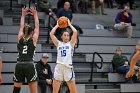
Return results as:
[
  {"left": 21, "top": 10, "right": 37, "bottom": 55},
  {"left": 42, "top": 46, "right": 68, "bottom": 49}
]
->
[{"left": 13, "top": 62, "right": 38, "bottom": 83}]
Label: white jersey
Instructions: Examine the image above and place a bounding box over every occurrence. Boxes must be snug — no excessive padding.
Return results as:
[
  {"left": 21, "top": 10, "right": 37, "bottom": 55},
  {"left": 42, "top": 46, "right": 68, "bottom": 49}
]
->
[{"left": 56, "top": 40, "right": 74, "bottom": 68}]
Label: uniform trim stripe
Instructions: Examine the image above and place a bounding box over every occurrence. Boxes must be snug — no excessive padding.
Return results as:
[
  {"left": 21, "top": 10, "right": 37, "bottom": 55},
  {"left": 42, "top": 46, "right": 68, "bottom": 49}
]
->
[
  {"left": 13, "top": 75, "right": 18, "bottom": 81},
  {"left": 30, "top": 64, "right": 37, "bottom": 82},
  {"left": 69, "top": 68, "right": 74, "bottom": 81}
]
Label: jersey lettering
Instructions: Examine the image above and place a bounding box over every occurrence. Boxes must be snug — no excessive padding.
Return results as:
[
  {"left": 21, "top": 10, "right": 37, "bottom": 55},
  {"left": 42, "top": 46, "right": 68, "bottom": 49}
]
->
[
  {"left": 61, "top": 50, "right": 66, "bottom": 57},
  {"left": 22, "top": 45, "right": 28, "bottom": 54}
]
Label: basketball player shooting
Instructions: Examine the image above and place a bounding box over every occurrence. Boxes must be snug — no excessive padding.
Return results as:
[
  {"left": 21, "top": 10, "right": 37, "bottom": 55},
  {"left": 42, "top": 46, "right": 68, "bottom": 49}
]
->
[
  {"left": 12, "top": 6, "right": 39, "bottom": 93},
  {"left": 50, "top": 18, "right": 78, "bottom": 93}
]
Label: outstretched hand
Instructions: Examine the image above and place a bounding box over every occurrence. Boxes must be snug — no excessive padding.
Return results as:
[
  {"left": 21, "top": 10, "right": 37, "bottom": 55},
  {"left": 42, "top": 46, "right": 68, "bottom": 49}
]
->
[
  {"left": 29, "top": 7, "right": 37, "bottom": 16},
  {"left": 56, "top": 20, "right": 60, "bottom": 27},
  {"left": 22, "top": 6, "right": 28, "bottom": 17},
  {"left": 67, "top": 18, "right": 72, "bottom": 26}
]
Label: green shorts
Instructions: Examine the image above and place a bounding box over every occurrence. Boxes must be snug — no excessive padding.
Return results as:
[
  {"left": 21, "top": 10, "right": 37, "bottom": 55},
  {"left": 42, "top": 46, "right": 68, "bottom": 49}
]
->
[{"left": 13, "top": 62, "right": 38, "bottom": 83}]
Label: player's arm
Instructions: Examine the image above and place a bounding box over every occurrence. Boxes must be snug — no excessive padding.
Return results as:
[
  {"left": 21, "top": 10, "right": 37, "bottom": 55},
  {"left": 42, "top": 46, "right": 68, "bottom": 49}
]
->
[
  {"left": 130, "top": 51, "right": 140, "bottom": 71},
  {"left": 68, "top": 19, "right": 77, "bottom": 47},
  {"left": 18, "top": 7, "right": 28, "bottom": 42},
  {"left": 49, "top": 23, "right": 59, "bottom": 47},
  {"left": 30, "top": 7, "right": 39, "bottom": 47},
  {"left": 0, "top": 56, "right": 3, "bottom": 84},
  {"left": 126, "top": 51, "right": 140, "bottom": 78}
]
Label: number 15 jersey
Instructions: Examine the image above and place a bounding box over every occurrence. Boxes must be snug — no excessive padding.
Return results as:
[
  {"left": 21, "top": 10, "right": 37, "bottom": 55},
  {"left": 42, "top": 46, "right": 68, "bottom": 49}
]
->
[{"left": 56, "top": 40, "right": 74, "bottom": 68}]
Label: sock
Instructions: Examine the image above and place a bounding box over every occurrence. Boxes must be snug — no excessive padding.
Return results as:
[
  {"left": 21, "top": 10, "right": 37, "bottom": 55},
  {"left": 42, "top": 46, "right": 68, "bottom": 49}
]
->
[{"left": 12, "top": 86, "right": 21, "bottom": 93}]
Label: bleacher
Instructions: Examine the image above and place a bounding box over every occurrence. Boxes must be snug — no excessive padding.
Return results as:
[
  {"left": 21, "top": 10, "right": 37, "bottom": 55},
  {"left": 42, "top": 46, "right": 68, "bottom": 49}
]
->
[{"left": 0, "top": 0, "right": 140, "bottom": 93}]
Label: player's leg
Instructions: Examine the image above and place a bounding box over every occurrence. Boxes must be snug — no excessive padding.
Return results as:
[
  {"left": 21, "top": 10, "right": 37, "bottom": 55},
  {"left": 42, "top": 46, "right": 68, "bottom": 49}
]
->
[
  {"left": 66, "top": 80, "right": 77, "bottom": 93},
  {"left": 64, "top": 67, "right": 77, "bottom": 93},
  {"left": 53, "top": 80, "right": 62, "bottom": 93},
  {"left": 28, "top": 81, "right": 38, "bottom": 93},
  {"left": 12, "top": 82, "right": 22, "bottom": 93},
  {"left": 13, "top": 63, "right": 24, "bottom": 93},
  {"left": 25, "top": 63, "right": 38, "bottom": 93},
  {"left": 53, "top": 64, "right": 64, "bottom": 93}
]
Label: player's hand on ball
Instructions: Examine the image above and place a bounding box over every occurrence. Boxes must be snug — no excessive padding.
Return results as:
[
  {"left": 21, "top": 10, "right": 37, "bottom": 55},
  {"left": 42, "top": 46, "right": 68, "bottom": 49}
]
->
[
  {"left": 56, "top": 20, "right": 59, "bottom": 27},
  {"left": 126, "top": 70, "right": 134, "bottom": 78},
  {"left": 57, "top": 16, "right": 68, "bottom": 28},
  {"left": 22, "top": 6, "right": 28, "bottom": 17},
  {"left": 67, "top": 18, "right": 71, "bottom": 26}
]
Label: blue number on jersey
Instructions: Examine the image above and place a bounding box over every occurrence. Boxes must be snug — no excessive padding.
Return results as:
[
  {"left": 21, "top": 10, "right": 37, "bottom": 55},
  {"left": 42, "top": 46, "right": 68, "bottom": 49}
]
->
[{"left": 61, "top": 50, "right": 66, "bottom": 57}]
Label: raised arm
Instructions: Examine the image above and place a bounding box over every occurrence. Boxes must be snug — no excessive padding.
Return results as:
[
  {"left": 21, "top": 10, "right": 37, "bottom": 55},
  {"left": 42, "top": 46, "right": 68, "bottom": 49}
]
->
[
  {"left": 49, "top": 23, "right": 59, "bottom": 47},
  {"left": 0, "top": 56, "right": 3, "bottom": 84},
  {"left": 68, "top": 19, "right": 77, "bottom": 47},
  {"left": 18, "top": 7, "right": 28, "bottom": 42},
  {"left": 30, "top": 7, "right": 39, "bottom": 46},
  {"left": 126, "top": 51, "right": 140, "bottom": 78}
]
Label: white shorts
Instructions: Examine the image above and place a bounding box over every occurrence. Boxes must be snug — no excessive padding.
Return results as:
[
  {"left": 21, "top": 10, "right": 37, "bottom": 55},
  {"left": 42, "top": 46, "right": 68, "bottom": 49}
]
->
[{"left": 54, "top": 64, "right": 75, "bottom": 81}]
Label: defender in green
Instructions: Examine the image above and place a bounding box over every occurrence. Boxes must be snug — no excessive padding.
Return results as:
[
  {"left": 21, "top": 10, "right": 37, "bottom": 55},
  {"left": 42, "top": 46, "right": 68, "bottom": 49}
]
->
[{"left": 12, "top": 6, "right": 39, "bottom": 93}]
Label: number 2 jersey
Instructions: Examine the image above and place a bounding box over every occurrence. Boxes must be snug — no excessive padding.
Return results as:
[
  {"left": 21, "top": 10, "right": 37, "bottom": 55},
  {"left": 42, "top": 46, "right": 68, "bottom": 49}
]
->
[
  {"left": 17, "top": 37, "right": 36, "bottom": 61},
  {"left": 56, "top": 40, "right": 74, "bottom": 68}
]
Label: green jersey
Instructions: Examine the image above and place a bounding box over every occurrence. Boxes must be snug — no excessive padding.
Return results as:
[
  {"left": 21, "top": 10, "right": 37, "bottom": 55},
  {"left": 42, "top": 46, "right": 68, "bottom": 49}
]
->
[{"left": 17, "top": 37, "right": 36, "bottom": 61}]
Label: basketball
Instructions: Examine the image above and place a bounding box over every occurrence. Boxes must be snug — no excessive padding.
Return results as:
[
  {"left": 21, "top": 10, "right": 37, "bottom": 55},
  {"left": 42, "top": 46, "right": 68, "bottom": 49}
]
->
[{"left": 58, "top": 16, "right": 68, "bottom": 28}]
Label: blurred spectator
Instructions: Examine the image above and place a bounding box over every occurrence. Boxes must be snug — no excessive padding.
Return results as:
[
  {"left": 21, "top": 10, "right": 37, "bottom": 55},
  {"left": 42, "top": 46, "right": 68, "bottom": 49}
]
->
[
  {"left": 91, "top": 0, "right": 107, "bottom": 15},
  {"left": 57, "top": 2, "right": 73, "bottom": 21},
  {"left": 57, "top": 0, "right": 77, "bottom": 13},
  {"left": 36, "top": 53, "right": 53, "bottom": 93},
  {"left": 0, "top": 56, "right": 2, "bottom": 84},
  {"left": 115, "top": 0, "right": 128, "bottom": 9},
  {"left": 112, "top": 47, "right": 129, "bottom": 74},
  {"left": 128, "top": 0, "right": 135, "bottom": 9},
  {"left": 106, "top": 0, "right": 113, "bottom": 8},
  {"left": 115, "top": 0, "right": 134, "bottom": 9},
  {"left": 56, "top": 1, "right": 83, "bottom": 35},
  {"left": 38, "top": 0, "right": 51, "bottom": 14},
  {"left": 114, "top": 5, "right": 133, "bottom": 38},
  {"left": 78, "top": 0, "right": 88, "bottom": 13}
]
